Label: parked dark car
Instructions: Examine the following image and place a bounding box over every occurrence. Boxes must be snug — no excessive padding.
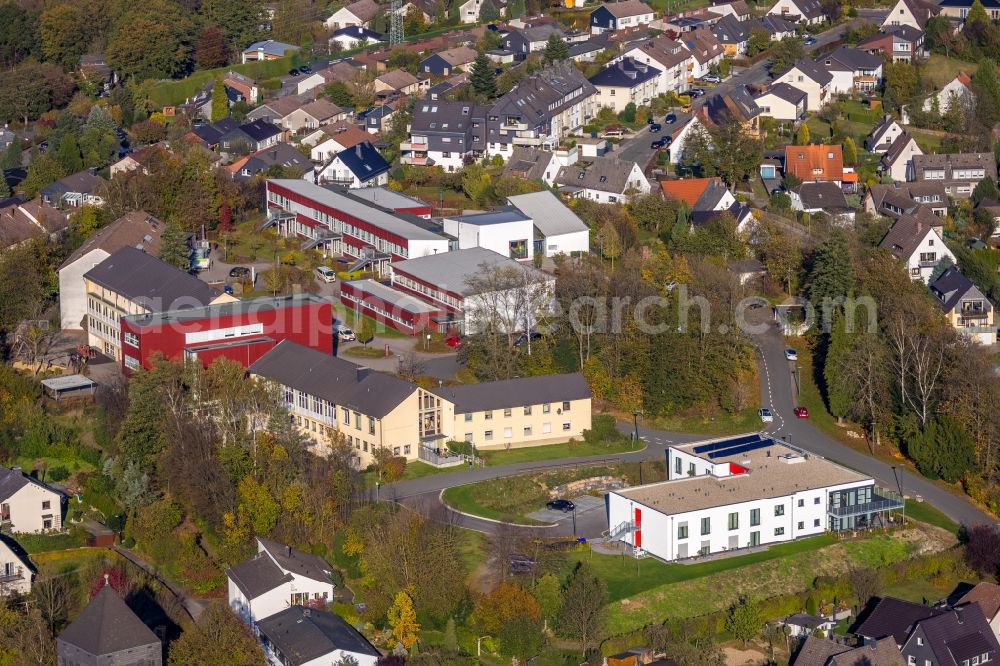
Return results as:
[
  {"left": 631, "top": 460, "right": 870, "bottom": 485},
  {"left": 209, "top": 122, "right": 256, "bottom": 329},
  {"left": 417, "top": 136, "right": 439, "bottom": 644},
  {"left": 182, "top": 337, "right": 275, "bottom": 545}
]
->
[
  {"left": 651, "top": 139, "right": 664, "bottom": 149},
  {"left": 508, "top": 553, "right": 537, "bottom": 574},
  {"left": 647, "top": 116, "right": 655, "bottom": 124},
  {"left": 514, "top": 331, "right": 542, "bottom": 347},
  {"left": 299, "top": 64, "right": 312, "bottom": 74},
  {"left": 665, "top": 112, "right": 676, "bottom": 124},
  {"left": 229, "top": 266, "right": 251, "bottom": 279},
  {"left": 688, "top": 87, "right": 706, "bottom": 98},
  {"left": 288, "top": 68, "right": 300, "bottom": 76},
  {"left": 649, "top": 123, "right": 662, "bottom": 133},
  {"left": 546, "top": 499, "right": 575, "bottom": 512},
  {"left": 803, "top": 36, "right": 817, "bottom": 46}
]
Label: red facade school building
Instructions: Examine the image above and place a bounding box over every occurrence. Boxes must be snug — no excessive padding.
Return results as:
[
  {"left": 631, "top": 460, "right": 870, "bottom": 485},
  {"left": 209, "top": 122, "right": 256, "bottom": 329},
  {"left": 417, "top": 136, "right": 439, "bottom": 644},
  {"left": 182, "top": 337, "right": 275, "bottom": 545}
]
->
[{"left": 119, "top": 293, "right": 333, "bottom": 372}]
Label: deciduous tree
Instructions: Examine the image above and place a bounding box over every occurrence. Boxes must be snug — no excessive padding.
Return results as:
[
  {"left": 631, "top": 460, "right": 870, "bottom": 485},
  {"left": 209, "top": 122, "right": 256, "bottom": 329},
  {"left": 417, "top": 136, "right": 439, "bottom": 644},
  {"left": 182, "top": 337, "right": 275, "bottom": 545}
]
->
[
  {"left": 195, "top": 26, "right": 229, "bottom": 69},
  {"left": 725, "top": 596, "right": 762, "bottom": 646},
  {"left": 557, "top": 566, "right": 606, "bottom": 656},
  {"left": 168, "top": 604, "right": 264, "bottom": 665},
  {"left": 39, "top": 4, "right": 89, "bottom": 69},
  {"left": 387, "top": 591, "right": 420, "bottom": 648}
]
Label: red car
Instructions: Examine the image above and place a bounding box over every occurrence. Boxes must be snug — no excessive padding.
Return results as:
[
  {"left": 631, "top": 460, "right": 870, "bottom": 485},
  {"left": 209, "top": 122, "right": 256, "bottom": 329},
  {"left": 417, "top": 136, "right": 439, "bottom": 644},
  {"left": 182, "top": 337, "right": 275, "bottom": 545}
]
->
[
  {"left": 794, "top": 406, "right": 809, "bottom": 419},
  {"left": 445, "top": 335, "right": 462, "bottom": 348}
]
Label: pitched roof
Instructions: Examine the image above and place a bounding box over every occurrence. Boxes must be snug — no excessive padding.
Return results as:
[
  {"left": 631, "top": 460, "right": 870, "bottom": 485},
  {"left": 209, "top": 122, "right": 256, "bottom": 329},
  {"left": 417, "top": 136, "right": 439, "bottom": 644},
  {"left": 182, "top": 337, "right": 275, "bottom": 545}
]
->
[
  {"left": 882, "top": 131, "right": 921, "bottom": 166},
  {"left": 957, "top": 583, "right": 1000, "bottom": 621},
  {"left": 589, "top": 58, "right": 661, "bottom": 88},
  {"left": 758, "top": 82, "right": 807, "bottom": 104},
  {"left": 705, "top": 86, "right": 760, "bottom": 124},
  {"left": 711, "top": 14, "right": 749, "bottom": 43},
  {"left": 226, "top": 550, "right": 293, "bottom": 599},
  {"left": 257, "top": 607, "right": 380, "bottom": 665},
  {"left": 895, "top": 0, "right": 940, "bottom": 27},
  {"left": 750, "top": 15, "right": 798, "bottom": 34},
  {"left": 868, "top": 115, "right": 901, "bottom": 144},
  {"left": 343, "top": 0, "right": 380, "bottom": 22},
  {"left": 430, "top": 373, "right": 591, "bottom": 413},
  {"left": 907, "top": 605, "right": 1000, "bottom": 666},
  {"left": 929, "top": 266, "right": 991, "bottom": 314},
  {"left": 879, "top": 212, "right": 944, "bottom": 261},
  {"left": 40, "top": 170, "right": 107, "bottom": 199},
  {"left": 661, "top": 177, "right": 721, "bottom": 206},
  {"left": 319, "top": 122, "right": 372, "bottom": 150},
  {"left": 332, "top": 25, "right": 386, "bottom": 41},
  {"left": 249, "top": 340, "right": 417, "bottom": 418},
  {"left": 0, "top": 465, "right": 31, "bottom": 502},
  {"left": 794, "top": 181, "right": 851, "bottom": 211},
  {"left": 57, "top": 585, "right": 160, "bottom": 656},
  {"left": 790, "top": 58, "right": 833, "bottom": 85},
  {"left": 626, "top": 35, "right": 692, "bottom": 69},
  {"left": 435, "top": 46, "right": 478, "bottom": 67},
  {"left": 239, "top": 119, "right": 283, "bottom": 142},
  {"left": 83, "top": 246, "right": 221, "bottom": 310},
  {"left": 828, "top": 637, "right": 904, "bottom": 666},
  {"left": 793, "top": 636, "right": 852, "bottom": 666},
  {"left": 682, "top": 28, "right": 725, "bottom": 64},
  {"left": 243, "top": 40, "right": 299, "bottom": 57},
  {"left": 555, "top": 156, "right": 644, "bottom": 195},
  {"left": 502, "top": 147, "right": 555, "bottom": 181},
  {"left": 599, "top": 0, "right": 654, "bottom": 18},
  {"left": 507, "top": 190, "right": 589, "bottom": 237},
  {"left": 784, "top": 144, "right": 844, "bottom": 182},
  {"left": 60, "top": 211, "right": 163, "bottom": 269},
  {"left": 257, "top": 537, "right": 334, "bottom": 585},
  {"left": 856, "top": 597, "right": 945, "bottom": 645},
  {"left": 299, "top": 98, "right": 343, "bottom": 121},
  {"left": 376, "top": 68, "right": 419, "bottom": 90},
  {"left": 818, "top": 46, "right": 883, "bottom": 72},
  {"left": 333, "top": 141, "right": 391, "bottom": 183}
]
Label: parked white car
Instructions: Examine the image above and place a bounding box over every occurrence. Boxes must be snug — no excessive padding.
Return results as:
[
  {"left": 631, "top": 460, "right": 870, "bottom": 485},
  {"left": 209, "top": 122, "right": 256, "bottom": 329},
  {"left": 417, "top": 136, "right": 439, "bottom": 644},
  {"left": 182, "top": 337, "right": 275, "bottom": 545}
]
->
[
  {"left": 759, "top": 407, "right": 774, "bottom": 423},
  {"left": 784, "top": 348, "right": 798, "bottom": 361}
]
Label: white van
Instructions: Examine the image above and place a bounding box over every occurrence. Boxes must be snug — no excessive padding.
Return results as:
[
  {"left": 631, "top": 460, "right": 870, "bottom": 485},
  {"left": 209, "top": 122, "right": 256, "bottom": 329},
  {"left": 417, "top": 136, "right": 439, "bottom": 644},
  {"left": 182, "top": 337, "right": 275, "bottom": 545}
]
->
[{"left": 315, "top": 266, "right": 336, "bottom": 283}]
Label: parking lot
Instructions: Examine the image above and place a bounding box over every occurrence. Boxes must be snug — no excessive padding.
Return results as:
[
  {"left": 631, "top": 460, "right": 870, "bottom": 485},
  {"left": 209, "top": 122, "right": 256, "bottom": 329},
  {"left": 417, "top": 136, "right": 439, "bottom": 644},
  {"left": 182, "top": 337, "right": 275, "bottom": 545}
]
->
[{"left": 526, "top": 495, "right": 605, "bottom": 524}]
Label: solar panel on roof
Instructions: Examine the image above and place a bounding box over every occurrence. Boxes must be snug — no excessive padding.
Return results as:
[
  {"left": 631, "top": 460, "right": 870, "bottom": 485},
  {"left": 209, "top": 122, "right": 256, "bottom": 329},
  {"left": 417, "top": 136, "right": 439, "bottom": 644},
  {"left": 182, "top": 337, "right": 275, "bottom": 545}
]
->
[
  {"left": 692, "top": 433, "right": 761, "bottom": 454},
  {"left": 707, "top": 438, "right": 774, "bottom": 459}
]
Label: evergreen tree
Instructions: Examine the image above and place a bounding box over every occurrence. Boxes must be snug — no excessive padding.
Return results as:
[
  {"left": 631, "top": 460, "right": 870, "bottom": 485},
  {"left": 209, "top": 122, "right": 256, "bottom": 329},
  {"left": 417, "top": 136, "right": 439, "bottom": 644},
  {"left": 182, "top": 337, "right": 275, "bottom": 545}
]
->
[
  {"left": 0, "top": 174, "right": 9, "bottom": 198},
  {"left": 805, "top": 228, "right": 853, "bottom": 309},
  {"left": 796, "top": 122, "right": 810, "bottom": 145},
  {"left": 56, "top": 132, "right": 83, "bottom": 174},
  {"left": 907, "top": 416, "right": 976, "bottom": 483},
  {"left": 972, "top": 175, "right": 1000, "bottom": 205},
  {"left": 823, "top": 309, "right": 853, "bottom": 422},
  {"left": 158, "top": 222, "right": 191, "bottom": 270},
  {"left": 1, "top": 138, "right": 21, "bottom": 169},
  {"left": 725, "top": 596, "right": 763, "bottom": 647},
  {"left": 470, "top": 53, "right": 498, "bottom": 99},
  {"left": 843, "top": 136, "right": 858, "bottom": 165},
  {"left": 965, "top": 0, "right": 990, "bottom": 29},
  {"left": 20, "top": 152, "right": 66, "bottom": 199},
  {"left": 543, "top": 34, "right": 570, "bottom": 63},
  {"left": 86, "top": 104, "right": 118, "bottom": 134},
  {"left": 211, "top": 79, "right": 229, "bottom": 122},
  {"left": 507, "top": 0, "right": 526, "bottom": 19},
  {"left": 478, "top": 0, "right": 499, "bottom": 22}
]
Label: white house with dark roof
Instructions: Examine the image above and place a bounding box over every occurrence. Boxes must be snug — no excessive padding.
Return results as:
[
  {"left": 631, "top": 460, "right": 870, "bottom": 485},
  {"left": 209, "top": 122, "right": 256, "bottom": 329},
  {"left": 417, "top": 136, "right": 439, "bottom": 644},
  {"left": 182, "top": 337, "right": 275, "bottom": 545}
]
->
[
  {"left": 911, "top": 153, "right": 998, "bottom": 198},
  {"left": 554, "top": 156, "right": 651, "bottom": 203},
  {"left": 329, "top": 26, "right": 386, "bottom": 50},
  {"left": 816, "top": 46, "right": 883, "bottom": 94},
  {"left": 866, "top": 115, "right": 905, "bottom": 153},
  {"left": 882, "top": 0, "right": 940, "bottom": 30},
  {"left": 310, "top": 141, "right": 390, "bottom": 189},
  {"left": 0, "top": 535, "right": 33, "bottom": 595},
  {"left": 443, "top": 208, "right": 537, "bottom": 260},
  {"left": 324, "top": 0, "right": 380, "bottom": 29},
  {"left": 901, "top": 604, "right": 1000, "bottom": 666},
  {"left": 754, "top": 82, "right": 808, "bottom": 121},
  {"left": 880, "top": 132, "right": 923, "bottom": 182},
  {"left": 589, "top": 58, "right": 662, "bottom": 112},
  {"left": 879, "top": 213, "right": 955, "bottom": 283},
  {"left": 774, "top": 60, "right": 832, "bottom": 111},
  {"left": 864, "top": 182, "right": 947, "bottom": 219},
  {"left": 929, "top": 266, "right": 997, "bottom": 345},
  {"left": 257, "top": 606, "right": 380, "bottom": 666},
  {"left": 0, "top": 465, "right": 62, "bottom": 534},
  {"left": 766, "top": 0, "right": 825, "bottom": 24},
  {"left": 790, "top": 181, "right": 855, "bottom": 224},
  {"left": 616, "top": 35, "right": 693, "bottom": 95},
  {"left": 227, "top": 537, "right": 336, "bottom": 626}
]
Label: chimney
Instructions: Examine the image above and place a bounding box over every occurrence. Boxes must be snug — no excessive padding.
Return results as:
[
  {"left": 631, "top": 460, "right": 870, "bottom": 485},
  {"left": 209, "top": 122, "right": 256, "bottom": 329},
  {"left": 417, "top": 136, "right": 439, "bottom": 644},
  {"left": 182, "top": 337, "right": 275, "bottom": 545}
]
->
[
  {"left": 357, "top": 366, "right": 371, "bottom": 382},
  {"left": 956, "top": 607, "right": 964, "bottom": 624},
  {"left": 286, "top": 545, "right": 292, "bottom": 557},
  {"left": 356, "top": 143, "right": 363, "bottom": 158},
  {"left": 303, "top": 608, "right": 311, "bottom": 617}
]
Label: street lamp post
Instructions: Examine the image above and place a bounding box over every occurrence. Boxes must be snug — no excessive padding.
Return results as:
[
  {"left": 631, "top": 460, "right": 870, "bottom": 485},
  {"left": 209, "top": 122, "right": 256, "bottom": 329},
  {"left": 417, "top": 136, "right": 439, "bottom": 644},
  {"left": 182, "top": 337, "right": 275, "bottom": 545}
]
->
[
  {"left": 891, "top": 465, "right": 905, "bottom": 528},
  {"left": 572, "top": 506, "right": 577, "bottom": 536},
  {"left": 375, "top": 481, "right": 380, "bottom": 503},
  {"left": 633, "top": 410, "right": 642, "bottom": 445}
]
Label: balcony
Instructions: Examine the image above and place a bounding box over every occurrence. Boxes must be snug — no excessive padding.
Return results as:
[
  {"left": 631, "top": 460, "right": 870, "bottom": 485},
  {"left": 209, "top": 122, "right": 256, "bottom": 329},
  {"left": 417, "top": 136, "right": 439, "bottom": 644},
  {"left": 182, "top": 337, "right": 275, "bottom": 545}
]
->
[
  {"left": 511, "top": 135, "right": 543, "bottom": 146},
  {"left": 400, "top": 140, "right": 427, "bottom": 151},
  {"left": 828, "top": 490, "right": 904, "bottom": 518},
  {"left": 0, "top": 568, "right": 24, "bottom": 584}
]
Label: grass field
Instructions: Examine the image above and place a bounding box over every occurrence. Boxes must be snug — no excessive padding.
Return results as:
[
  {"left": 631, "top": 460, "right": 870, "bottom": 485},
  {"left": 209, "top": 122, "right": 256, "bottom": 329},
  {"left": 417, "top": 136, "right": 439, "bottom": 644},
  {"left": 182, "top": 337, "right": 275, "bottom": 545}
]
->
[
  {"left": 442, "top": 483, "right": 550, "bottom": 525},
  {"left": 643, "top": 405, "right": 763, "bottom": 437},
  {"left": 142, "top": 55, "right": 302, "bottom": 108},
  {"left": 480, "top": 437, "right": 640, "bottom": 466},
  {"left": 343, "top": 345, "right": 385, "bottom": 358},
  {"left": 922, "top": 54, "right": 979, "bottom": 88},
  {"left": 905, "top": 499, "right": 960, "bottom": 535}
]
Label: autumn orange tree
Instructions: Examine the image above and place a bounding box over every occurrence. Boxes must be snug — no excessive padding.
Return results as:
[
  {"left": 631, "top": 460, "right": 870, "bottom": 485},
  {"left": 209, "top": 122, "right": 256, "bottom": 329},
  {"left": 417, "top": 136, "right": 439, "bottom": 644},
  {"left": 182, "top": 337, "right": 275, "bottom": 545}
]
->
[{"left": 475, "top": 582, "right": 544, "bottom": 658}]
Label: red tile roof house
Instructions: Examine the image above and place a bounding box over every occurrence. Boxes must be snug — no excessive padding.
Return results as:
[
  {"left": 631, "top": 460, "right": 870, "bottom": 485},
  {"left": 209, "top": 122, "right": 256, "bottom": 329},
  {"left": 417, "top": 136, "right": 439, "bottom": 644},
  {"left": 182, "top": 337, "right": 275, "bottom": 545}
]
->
[{"left": 784, "top": 144, "right": 844, "bottom": 184}]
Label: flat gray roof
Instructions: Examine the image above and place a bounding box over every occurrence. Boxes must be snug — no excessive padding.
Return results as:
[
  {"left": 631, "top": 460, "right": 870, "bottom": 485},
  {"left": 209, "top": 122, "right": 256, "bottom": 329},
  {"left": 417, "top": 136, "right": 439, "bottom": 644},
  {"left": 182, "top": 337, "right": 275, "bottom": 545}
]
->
[
  {"left": 450, "top": 207, "right": 532, "bottom": 226},
  {"left": 41, "top": 375, "right": 96, "bottom": 391},
  {"left": 269, "top": 179, "right": 445, "bottom": 242},
  {"left": 391, "top": 247, "right": 545, "bottom": 296},
  {"left": 124, "top": 293, "right": 327, "bottom": 329},
  {"left": 346, "top": 279, "right": 438, "bottom": 313},
  {"left": 346, "top": 186, "right": 429, "bottom": 211},
  {"left": 508, "top": 190, "right": 589, "bottom": 238}
]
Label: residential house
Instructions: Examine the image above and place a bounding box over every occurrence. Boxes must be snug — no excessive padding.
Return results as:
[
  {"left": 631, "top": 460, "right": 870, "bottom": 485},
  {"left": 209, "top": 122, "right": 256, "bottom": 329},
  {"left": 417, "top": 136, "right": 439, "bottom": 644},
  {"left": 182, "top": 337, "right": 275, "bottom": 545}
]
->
[
  {"left": 864, "top": 182, "right": 948, "bottom": 219},
  {"left": 503, "top": 25, "right": 565, "bottom": 60},
  {"left": 309, "top": 123, "right": 373, "bottom": 162},
  {"left": 956, "top": 583, "right": 1000, "bottom": 641},
  {"left": 881, "top": 0, "right": 940, "bottom": 29},
  {"left": 400, "top": 100, "right": 487, "bottom": 171},
  {"left": 754, "top": 82, "right": 808, "bottom": 121},
  {"left": 455, "top": 0, "right": 497, "bottom": 24},
  {"left": 219, "top": 119, "right": 283, "bottom": 155},
  {"left": 227, "top": 536, "right": 336, "bottom": 625},
  {"left": 507, "top": 190, "right": 591, "bottom": 256},
  {"left": 0, "top": 198, "right": 70, "bottom": 251},
  {"left": 58, "top": 211, "right": 163, "bottom": 330},
  {"left": 661, "top": 13, "right": 722, "bottom": 34},
  {"left": 590, "top": 0, "right": 656, "bottom": 35},
  {"left": 929, "top": 267, "right": 997, "bottom": 345},
  {"left": 311, "top": 141, "right": 390, "bottom": 188},
  {"left": 82, "top": 246, "right": 230, "bottom": 361},
  {"left": 501, "top": 146, "right": 563, "bottom": 183},
  {"left": 0, "top": 465, "right": 62, "bottom": 533},
  {"left": 784, "top": 144, "right": 844, "bottom": 184},
  {"left": 616, "top": 35, "right": 693, "bottom": 95},
  {"left": 555, "top": 156, "right": 651, "bottom": 203},
  {"left": 911, "top": 153, "right": 998, "bottom": 198},
  {"left": 856, "top": 26, "right": 925, "bottom": 63},
  {"left": 937, "top": 0, "right": 1000, "bottom": 20},
  {"left": 324, "top": 0, "right": 380, "bottom": 30},
  {"left": 664, "top": 114, "right": 707, "bottom": 164},
  {"left": 57, "top": 582, "right": 163, "bottom": 666},
  {"left": 711, "top": 14, "right": 750, "bottom": 55},
  {"left": 297, "top": 61, "right": 360, "bottom": 96},
  {"left": 710, "top": 0, "right": 752, "bottom": 20},
  {"left": 661, "top": 177, "right": 753, "bottom": 230},
  {"left": 766, "top": 0, "right": 825, "bottom": 24},
  {"left": 394, "top": 0, "right": 436, "bottom": 24},
  {"left": 374, "top": 69, "right": 422, "bottom": 95},
  {"left": 728, "top": 258, "right": 765, "bottom": 285},
  {"left": 0, "top": 127, "right": 16, "bottom": 152},
  {"left": 589, "top": 58, "right": 662, "bottom": 112},
  {"left": 817, "top": 46, "right": 883, "bottom": 94},
  {"left": 484, "top": 63, "right": 597, "bottom": 160},
  {"left": 784, "top": 613, "right": 837, "bottom": 638},
  {"left": 223, "top": 71, "right": 260, "bottom": 104},
  {"left": 790, "top": 181, "right": 855, "bottom": 224},
  {"left": 419, "top": 46, "right": 478, "bottom": 76},
  {"left": 748, "top": 15, "right": 798, "bottom": 41},
  {"left": 0, "top": 536, "right": 32, "bottom": 596},
  {"left": 242, "top": 40, "right": 299, "bottom": 63},
  {"left": 703, "top": 87, "right": 762, "bottom": 135},
  {"left": 246, "top": 97, "right": 309, "bottom": 126},
  {"left": 878, "top": 214, "right": 956, "bottom": 283},
  {"left": 329, "top": 26, "right": 386, "bottom": 49},
  {"left": 109, "top": 144, "right": 162, "bottom": 178},
  {"left": 282, "top": 99, "right": 346, "bottom": 134},
  {"left": 78, "top": 54, "right": 114, "bottom": 89},
  {"left": 187, "top": 117, "right": 240, "bottom": 150},
  {"left": 900, "top": 605, "right": 1000, "bottom": 666},
  {"left": 774, "top": 60, "right": 832, "bottom": 111},
  {"left": 258, "top": 606, "right": 379, "bottom": 666},
  {"left": 921, "top": 72, "right": 975, "bottom": 114},
  {"left": 792, "top": 635, "right": 903, "bottom": 666},
  {"left": 360, "top": 103, "right": 398, "bottom": 134},
  {"left": 40, "top": 170, "right": 107, "bottom": 209},
  {"left": 880, "top": 131, "right": 923, "bottom": 182},
  {"left": 230, "top": 143, "right": 310, "bottom": 181},
  {"left": 682, "top": 28, "right": 725, "bottom": 80},
  {"left": 866, "top": 115, "right": 905, "bottom": 153},
  {"left": 568, "top": 40, "right": 608, "bottom": 62}
]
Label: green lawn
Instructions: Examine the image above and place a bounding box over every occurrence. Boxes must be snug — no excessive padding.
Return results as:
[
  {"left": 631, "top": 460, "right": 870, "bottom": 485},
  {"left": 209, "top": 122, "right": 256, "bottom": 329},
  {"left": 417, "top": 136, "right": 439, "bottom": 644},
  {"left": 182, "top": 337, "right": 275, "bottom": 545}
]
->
[
  {"left": 905, "top": 499, "right": 960, "bottom": 535},
  {"left": 364, "top": 460, "right": 464, "bottom": 486},
  {"left": 441, "top": 484, "right": 549, "bottom": 525},
  {"left": 480, "top": 437, "right": 640, "bottom": 466},
  {"left": 343, "top": 345, "right": 385, "bottom": 358},
  {"left": 922, "top": 54, "right": 979, "bottom": 88},
  {"left": 642, "top": 405, "right": 763, "bottom": 437}
]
